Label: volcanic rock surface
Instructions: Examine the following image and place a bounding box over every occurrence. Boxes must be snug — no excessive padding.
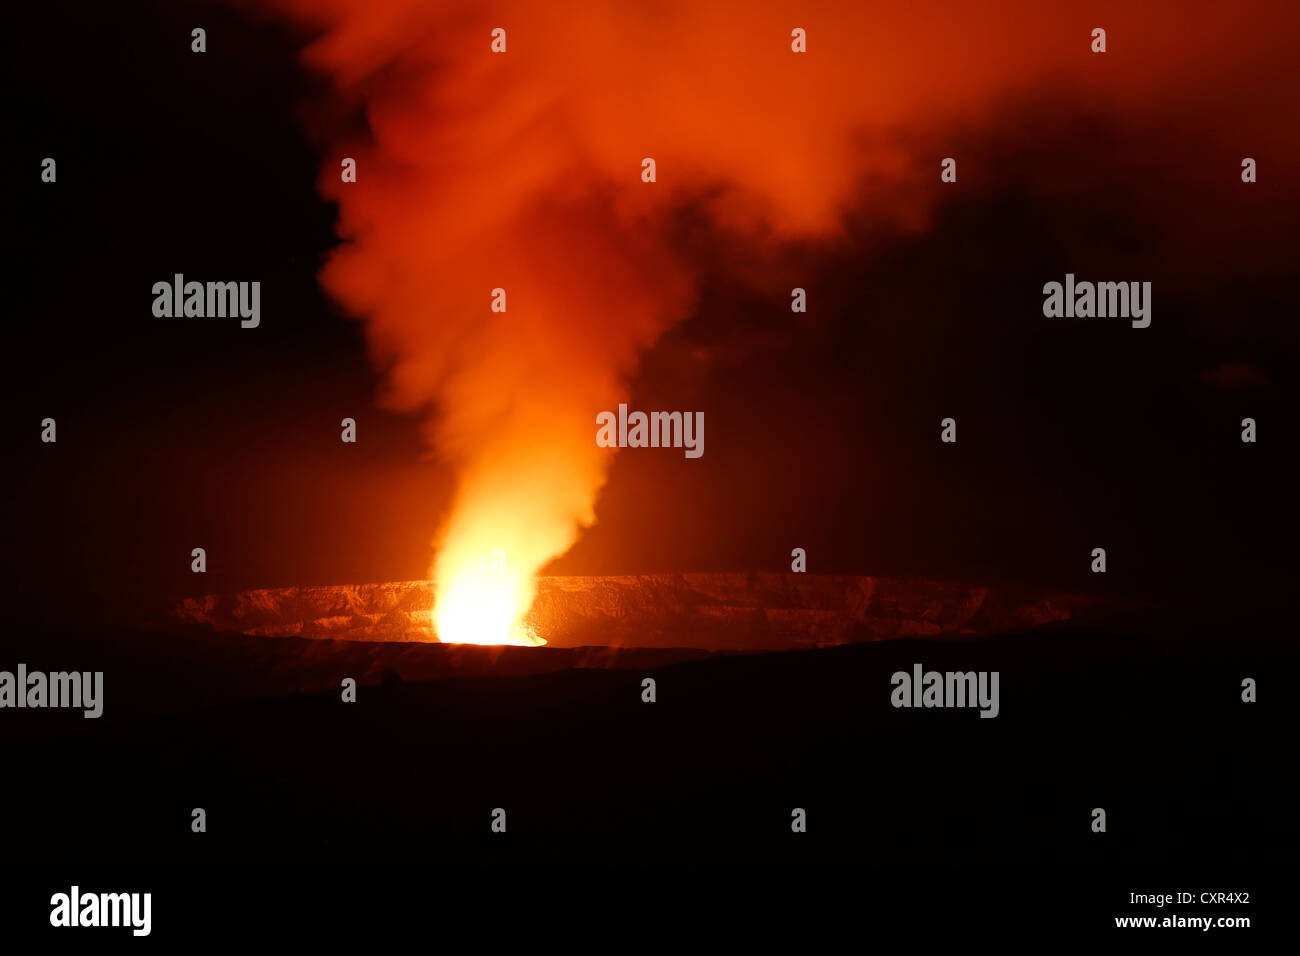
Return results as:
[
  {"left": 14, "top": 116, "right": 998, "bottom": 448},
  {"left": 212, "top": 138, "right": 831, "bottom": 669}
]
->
[{"left": 174, "top": 574, "right": 1111, "bottom": 649}]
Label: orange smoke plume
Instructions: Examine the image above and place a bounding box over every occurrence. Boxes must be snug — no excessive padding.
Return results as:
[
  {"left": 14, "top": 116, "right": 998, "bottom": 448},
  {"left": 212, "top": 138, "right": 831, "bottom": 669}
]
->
[{"left": 251, "top": 0, "right": 1296, "bottom": 642}]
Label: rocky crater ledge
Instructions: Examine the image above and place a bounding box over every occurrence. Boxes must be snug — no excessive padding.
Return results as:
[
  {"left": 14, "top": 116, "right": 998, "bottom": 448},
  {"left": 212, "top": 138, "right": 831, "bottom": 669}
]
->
[{"left": 172, "top": 574, "right": 1115, "bottom": 650}]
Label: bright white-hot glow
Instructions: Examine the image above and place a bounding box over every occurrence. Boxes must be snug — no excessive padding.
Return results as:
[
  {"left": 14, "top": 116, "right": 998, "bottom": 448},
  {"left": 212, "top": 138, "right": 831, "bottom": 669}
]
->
[{"left": 433, "top": 559, "right": 545, "bottom": 646}]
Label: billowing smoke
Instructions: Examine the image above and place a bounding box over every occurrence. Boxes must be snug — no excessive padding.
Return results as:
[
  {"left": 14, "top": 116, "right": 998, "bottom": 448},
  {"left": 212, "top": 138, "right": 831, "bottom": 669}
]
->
[{"left": 252, "top": 0, "right": 1295, "bottom": 640}]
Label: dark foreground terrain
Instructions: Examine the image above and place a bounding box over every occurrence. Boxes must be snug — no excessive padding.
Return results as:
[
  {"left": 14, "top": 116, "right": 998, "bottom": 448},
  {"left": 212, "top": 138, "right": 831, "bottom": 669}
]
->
[{"left": 0, "top": 604, "right": 1291, "bottom": 944}]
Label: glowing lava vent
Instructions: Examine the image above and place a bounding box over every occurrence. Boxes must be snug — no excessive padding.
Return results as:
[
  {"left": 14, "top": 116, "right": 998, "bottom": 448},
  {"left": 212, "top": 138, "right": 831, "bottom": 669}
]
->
[{"left": 433, "top": 555, "right": 546, "bottom": 646}]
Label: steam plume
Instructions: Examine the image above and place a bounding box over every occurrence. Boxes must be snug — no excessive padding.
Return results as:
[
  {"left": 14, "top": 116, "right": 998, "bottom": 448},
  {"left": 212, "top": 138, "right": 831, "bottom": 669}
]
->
[{"left": 253, "top": 0, "right": 1296, "bottom": 640}]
